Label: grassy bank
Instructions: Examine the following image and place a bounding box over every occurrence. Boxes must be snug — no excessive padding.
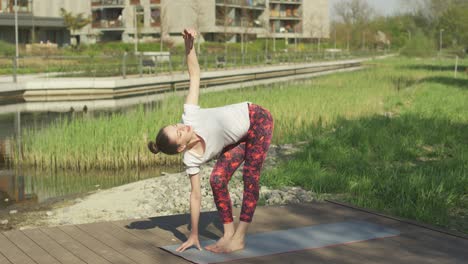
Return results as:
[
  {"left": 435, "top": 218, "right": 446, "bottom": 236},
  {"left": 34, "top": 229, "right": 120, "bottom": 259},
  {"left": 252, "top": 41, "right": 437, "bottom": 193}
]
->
[{"left": 260, "top": 58, "right": 468, "bottom": 233}]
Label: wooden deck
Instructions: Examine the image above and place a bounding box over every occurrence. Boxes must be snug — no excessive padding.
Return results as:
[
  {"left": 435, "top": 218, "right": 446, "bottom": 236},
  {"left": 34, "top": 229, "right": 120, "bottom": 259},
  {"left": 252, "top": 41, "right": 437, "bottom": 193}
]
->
[{"left": 1, "top": 202, "right": 467, "bottom": 264}]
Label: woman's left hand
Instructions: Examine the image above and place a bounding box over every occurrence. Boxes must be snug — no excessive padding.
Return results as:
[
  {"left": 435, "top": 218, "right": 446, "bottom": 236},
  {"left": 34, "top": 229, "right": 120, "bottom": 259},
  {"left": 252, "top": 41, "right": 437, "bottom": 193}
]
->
[{"left": 176, "top": 233, "right": 202, "bottom": 252}]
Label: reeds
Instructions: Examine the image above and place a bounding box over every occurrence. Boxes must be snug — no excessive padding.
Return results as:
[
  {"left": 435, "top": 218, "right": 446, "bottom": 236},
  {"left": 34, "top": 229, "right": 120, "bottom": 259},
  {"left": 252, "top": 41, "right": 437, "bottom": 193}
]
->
[{"left": 10, "top": 57, "right": 467, "bottom": 173}]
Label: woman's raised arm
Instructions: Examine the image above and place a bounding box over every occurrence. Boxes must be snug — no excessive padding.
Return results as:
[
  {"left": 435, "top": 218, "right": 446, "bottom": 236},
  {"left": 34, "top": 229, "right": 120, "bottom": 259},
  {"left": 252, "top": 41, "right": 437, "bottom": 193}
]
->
[{"left": 183, "top": 28, "right": 200, "bottom": 106}]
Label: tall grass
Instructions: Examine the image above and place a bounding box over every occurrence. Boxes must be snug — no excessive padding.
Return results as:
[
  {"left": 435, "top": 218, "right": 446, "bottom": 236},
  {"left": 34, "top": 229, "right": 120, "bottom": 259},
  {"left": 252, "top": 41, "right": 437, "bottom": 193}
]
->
[{"left": 12, "top": 57, "right": 467, "bottom": 171}]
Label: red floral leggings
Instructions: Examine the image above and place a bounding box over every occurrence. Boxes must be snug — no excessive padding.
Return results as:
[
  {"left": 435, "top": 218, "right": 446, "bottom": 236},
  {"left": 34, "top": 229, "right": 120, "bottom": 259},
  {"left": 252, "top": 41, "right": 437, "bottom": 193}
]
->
[{"left": 210, "top": 104, "right": 274, "bottom": 224}]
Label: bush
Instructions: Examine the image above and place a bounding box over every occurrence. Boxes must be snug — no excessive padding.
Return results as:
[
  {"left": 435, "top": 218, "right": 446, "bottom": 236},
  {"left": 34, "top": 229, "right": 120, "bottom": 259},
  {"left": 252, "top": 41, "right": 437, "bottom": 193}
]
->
[
  {"left": 400, "top": 31, "right": 436, "bottom": 57},
  {"left": 0, "top": 41, "right": 15, "bottom": 56}
]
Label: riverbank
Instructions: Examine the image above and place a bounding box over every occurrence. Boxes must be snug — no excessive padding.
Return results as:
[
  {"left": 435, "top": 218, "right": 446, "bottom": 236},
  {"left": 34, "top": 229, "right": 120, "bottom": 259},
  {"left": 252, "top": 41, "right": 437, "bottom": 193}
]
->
[{"left": 1, "top": 143, "right": 318, "bottom": 230}]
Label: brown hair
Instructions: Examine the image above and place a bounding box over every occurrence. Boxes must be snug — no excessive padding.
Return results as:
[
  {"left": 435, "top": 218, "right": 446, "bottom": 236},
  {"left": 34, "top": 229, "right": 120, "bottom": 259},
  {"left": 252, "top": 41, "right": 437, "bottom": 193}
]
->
[{"left": 148, "top": 126, "right": 179, "bottom": 155}]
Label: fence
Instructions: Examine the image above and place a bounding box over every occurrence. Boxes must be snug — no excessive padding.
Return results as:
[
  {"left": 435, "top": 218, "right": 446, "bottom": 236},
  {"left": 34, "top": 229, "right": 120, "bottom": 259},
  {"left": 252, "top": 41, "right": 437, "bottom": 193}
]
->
[{"left": 0, "top": 50, "right": 388, "bottom": 81}]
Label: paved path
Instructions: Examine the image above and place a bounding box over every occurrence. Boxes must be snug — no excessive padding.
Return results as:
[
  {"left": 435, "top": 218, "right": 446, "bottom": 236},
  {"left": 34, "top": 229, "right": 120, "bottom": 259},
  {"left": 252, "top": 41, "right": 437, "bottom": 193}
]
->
[{"left": 1, "top": 201, "right": 466, "bottom": 263}]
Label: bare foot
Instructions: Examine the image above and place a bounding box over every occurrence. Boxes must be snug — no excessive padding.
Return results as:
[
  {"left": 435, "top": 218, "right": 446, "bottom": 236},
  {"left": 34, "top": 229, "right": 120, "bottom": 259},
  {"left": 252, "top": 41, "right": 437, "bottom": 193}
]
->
[
  {"left": 205, "top": 236, "right": 231, "bottom": 251},
  {"left": 210, "top": 237, "right": 245, "bottom": 253}
]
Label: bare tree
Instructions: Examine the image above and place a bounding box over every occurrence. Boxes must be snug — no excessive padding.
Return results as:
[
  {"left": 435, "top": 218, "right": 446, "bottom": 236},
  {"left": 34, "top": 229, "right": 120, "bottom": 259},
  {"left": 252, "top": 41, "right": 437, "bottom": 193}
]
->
[
  {"left": 401, "top": 0, "right": 466, "bottom": 20},
  {"left": 261, "top": 14, "right": 272, "bottom": 56},
  {"left": 306, "top": 12, "right": 326, "bottom": 52},
  {"left": 160, "top": 3, "right": 169, "bottom": 52},
  {"left": 240, "top": 3, "right": 252, "bottom": 55},
  {"left": 334, "top": 0, "right": 374, "bottom": 50},
  {"left": 222, "top": 0, "right": 230, "bottom": 55},
  {"left": 191, "top": 0, "right": 204, "bottom": 54},
  {"left": 334, "top": 0, "right": 374, "bottom": 26}
]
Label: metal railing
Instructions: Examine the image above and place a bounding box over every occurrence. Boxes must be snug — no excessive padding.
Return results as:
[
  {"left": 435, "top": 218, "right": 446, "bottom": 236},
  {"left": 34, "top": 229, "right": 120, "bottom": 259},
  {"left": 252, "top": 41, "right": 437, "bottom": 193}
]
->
[
  {"left": 0, "top": 50, "right": 388, "bottom": 81},
  {"left": 91, "top": 0, "right": 125, "bottom": 7}
]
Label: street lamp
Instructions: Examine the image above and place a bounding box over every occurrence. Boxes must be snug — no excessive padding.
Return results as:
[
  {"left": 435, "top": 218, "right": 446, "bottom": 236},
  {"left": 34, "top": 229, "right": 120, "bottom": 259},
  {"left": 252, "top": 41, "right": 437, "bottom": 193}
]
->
[
  {"left": 439, "top": 28, "right": 444, "bottom": 54},
  {"left": 14, "top": 0, "right": 19, "bottom": 83}
]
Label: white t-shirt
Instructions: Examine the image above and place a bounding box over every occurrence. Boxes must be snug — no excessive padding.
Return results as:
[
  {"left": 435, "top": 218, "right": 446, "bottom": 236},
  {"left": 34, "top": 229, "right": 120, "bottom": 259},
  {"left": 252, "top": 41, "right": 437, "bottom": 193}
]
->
[{"left": 182, "top": 102, "right": 250, "bottom": 175}]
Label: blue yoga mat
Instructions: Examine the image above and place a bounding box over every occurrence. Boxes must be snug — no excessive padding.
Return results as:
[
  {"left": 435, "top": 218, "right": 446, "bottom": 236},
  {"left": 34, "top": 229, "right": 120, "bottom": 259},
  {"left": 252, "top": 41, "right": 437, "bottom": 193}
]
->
[{"left": 161, "top": 220, "right": 400, "bottom": 264}]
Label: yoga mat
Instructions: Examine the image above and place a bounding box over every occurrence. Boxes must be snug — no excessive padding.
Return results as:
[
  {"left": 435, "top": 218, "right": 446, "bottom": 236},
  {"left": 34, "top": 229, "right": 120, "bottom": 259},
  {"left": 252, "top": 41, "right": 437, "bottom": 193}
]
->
[{"left": 161, "top": 220, "right": 400, "bottom": 264}]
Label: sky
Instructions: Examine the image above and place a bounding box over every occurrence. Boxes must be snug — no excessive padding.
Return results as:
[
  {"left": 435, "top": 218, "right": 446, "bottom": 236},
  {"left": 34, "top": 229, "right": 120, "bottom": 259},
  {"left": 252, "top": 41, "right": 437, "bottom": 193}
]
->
[{"left": 329, "top": 0, "right": 403, "bottom": 18}]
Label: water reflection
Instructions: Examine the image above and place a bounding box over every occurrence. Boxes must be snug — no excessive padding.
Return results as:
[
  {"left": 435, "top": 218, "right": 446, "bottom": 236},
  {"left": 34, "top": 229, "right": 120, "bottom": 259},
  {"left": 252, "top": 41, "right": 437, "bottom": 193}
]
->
[
  {"left": 0, "top": 166, "right": 182, "bottom": 209},
  {"left": 0, "top": 103, "right": 179, "bottom": 209}
]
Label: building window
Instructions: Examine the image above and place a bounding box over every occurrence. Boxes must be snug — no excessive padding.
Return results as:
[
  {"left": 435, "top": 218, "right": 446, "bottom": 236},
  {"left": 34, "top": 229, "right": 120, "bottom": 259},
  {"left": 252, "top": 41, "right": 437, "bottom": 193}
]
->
[
  {"left": 2, "top": 0, "right": 31, "bottom": 13},
  {"left": 150, "top": 8, "right": 160, "bottom": 27}
]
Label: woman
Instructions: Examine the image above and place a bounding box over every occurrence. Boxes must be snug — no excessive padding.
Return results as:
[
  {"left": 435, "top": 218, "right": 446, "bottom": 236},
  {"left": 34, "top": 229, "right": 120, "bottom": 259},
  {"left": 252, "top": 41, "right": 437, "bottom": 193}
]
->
[{"left": 148, "top": 28, "right": 273, "bottom": 253}]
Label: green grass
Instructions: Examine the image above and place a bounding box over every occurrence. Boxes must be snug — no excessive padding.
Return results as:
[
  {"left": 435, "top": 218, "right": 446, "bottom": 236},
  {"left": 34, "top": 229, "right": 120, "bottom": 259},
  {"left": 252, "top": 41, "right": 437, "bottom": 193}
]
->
[{"left": 260, "top": 57, "right": 468, "bottom": 233}]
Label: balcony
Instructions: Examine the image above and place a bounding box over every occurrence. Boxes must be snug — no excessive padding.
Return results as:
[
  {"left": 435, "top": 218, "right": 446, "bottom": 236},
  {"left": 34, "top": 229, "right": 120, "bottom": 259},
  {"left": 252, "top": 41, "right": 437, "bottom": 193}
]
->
[
  {"left": 216, "top": 18, "right": 262, "bottom": 28},
  {"left": 1, "top": 0, "right": 32, "bottom": 13},
  {"left": 269, "top": 0, "right": 301, "bottom": 4},
  {"left": 215, "top": 0, "right": 266, "bottom": 10},
  {"left": 91, "top": 0, "right": 125, "bottom": 8},
  {"left": 92, "top": 19, "right": 124, "bottom": 29},
  {"left": 150, "top": 0, "right": 161, "bottom": 4},
  {"left": 269, "top": 7, "right": 301, "bottom": 19}
]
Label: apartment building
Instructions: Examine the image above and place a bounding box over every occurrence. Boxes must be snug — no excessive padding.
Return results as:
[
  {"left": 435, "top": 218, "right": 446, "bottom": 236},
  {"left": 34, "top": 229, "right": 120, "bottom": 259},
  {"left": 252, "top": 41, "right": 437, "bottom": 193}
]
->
[
  {"left": 0, "top": 0, "right": 329, "bottom": 46},
  {"left": 0, "top": 0, "right": 68, "bottom": 45}
]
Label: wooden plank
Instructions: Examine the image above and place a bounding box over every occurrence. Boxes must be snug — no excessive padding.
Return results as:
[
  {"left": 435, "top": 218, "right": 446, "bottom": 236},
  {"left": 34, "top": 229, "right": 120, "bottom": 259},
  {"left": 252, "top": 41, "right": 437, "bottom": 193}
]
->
[
  {"left": 114, "top": 215, "right": 190, "bottom": 246},
  {"left": 76, "top": 222, "right": 161, "bottom": 264},
  {"left": 111, "top": 221, "right": 190, "bottom": 263},
  {"left": 99, "top": 222, "right": 188, "bottom": 264},
  {"left": 59, "top": 225, "right": 137, "bottom": 264},
  {"left": 40, "top": 227, "right": 110, "bottom": 264},
  {"left": 2, "top": 230, "right": 60, "bottom": 264},
  {"left": 22, "top": 228, "right": 86, "bottom": 264},
  {"left": 0, "top": 248, "right": 13, "bottom": 264},
  {"left": 115, "top": 211, "right": 224, "bottom": 245},
  {"left": 0, "top": 233, "right": 34, "bottom": 264}
]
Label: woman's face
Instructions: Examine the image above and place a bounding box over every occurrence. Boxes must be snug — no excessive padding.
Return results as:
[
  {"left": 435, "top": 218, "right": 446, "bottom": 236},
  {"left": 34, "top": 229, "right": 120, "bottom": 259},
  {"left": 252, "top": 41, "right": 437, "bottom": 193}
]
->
[{"left": 164, "top": 123, "right": 193, "bottom": 152}]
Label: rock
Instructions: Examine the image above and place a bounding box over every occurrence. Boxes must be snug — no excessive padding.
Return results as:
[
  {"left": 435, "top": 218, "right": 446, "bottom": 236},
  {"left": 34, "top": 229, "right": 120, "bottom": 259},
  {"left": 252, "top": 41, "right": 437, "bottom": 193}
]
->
[
  {"left": 1, "top": 219, "right": 8, "bottom": 225},
  {"left": 9, "top": 210, "right": 18, "bottom": 215},
  {"left": 267, "top": 191, "right": 283, "bottom": 205},
  {"left": 4, "top": 198, "right": 8, "bottom": 202},
  {"left": 36, "top": 141, "right": 320, "bottom": 229}
]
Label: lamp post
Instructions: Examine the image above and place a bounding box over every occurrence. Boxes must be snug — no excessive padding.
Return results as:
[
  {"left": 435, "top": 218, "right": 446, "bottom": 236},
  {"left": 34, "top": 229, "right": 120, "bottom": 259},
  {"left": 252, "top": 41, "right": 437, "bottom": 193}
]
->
[
  {"left": 13, "top": 0, "right": 19, "bottom": 83},
  {"left": 439, "top": 28, "right": 444, "bottom": 54}
]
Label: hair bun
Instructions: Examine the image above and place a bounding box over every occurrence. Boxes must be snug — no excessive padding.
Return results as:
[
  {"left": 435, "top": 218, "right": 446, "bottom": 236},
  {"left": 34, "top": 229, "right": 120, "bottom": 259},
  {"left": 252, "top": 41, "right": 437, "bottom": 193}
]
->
[{"left": 148, "top": 141, "right": 159, "bottom": 154}]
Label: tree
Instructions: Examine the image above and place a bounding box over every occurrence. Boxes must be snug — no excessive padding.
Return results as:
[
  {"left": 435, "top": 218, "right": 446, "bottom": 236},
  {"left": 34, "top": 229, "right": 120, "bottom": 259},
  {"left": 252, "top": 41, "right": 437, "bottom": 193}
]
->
[
  {"left": 333, "top": 0, "right": 375, "bottom": 50},
  {"left": 438, "top": 3, "right": 468, "bottom": 50},
  {"left": 159, "top": 3, "right": 169, "bottom": 52},
  {"left": 306, "top": 12, "right": 327, "bottom": 52},
  {"left": 60, "top": 8, "right": 90, "bottom": 46},
  {"left": 334, "top": 0, "right": 374, "bottom": 26},
  {"left": 191, "top": 0, "right": 205, "bottom": 54}
]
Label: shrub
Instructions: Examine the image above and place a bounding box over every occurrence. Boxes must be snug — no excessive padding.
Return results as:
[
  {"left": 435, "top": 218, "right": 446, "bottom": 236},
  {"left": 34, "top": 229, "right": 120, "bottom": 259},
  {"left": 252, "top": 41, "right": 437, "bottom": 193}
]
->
[
  {"left": 400, "top": 31, "right": 436, "bottom": 57},
  {"left": 0, "top": 41, "right": 15, "bottom": 56}
]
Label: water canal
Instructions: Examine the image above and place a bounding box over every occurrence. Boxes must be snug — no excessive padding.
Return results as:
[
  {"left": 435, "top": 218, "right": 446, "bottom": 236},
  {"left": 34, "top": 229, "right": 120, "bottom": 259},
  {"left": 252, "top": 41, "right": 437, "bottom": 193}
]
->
[{"left": 0, "top": 105, "right": 182, "bottom": 210}]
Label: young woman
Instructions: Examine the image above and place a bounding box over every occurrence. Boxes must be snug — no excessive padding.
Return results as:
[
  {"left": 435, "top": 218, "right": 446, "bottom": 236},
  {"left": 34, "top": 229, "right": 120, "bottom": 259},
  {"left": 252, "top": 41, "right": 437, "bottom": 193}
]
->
[{"left": 148, "top": 28, "right": 274, "bottom": 253}]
